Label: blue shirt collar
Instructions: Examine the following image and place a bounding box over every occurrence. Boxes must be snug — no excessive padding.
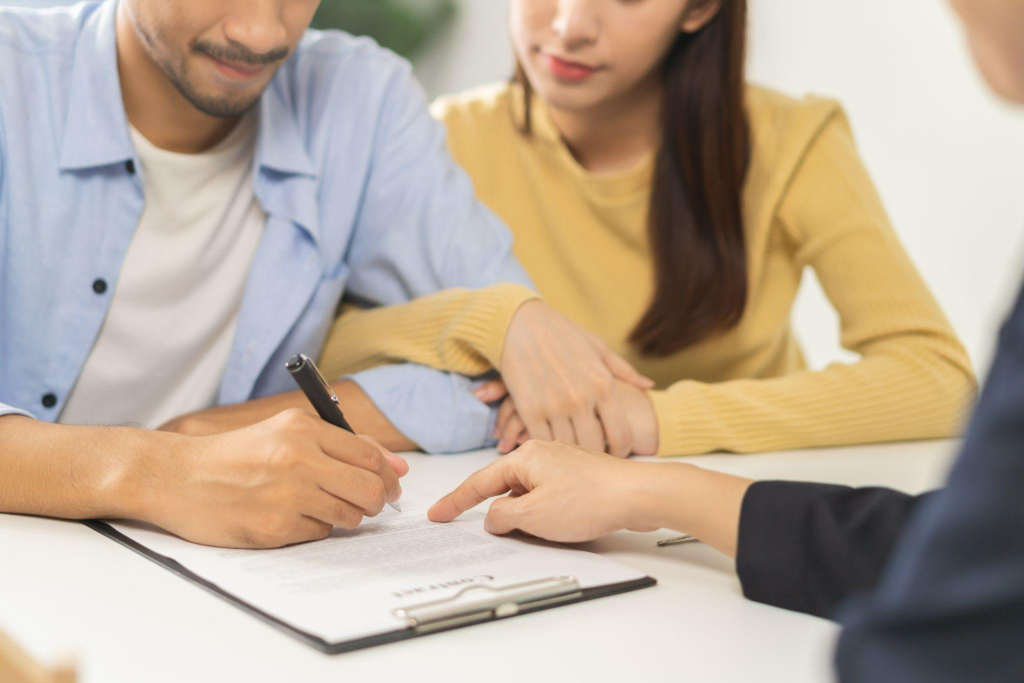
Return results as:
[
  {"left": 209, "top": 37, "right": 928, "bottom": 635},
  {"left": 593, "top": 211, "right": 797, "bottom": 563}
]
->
[
  {"left": 58, "top": 0, "right": 318, "bottom": 180},
  {"left": 58, "top": 0, "right": 134, "bottom": 171},
  {"left": 255, "top": 82, "right": 318, "bottom": 179},
  {"left": 58, "top": 0, "right": 321, "bottom": 243}
]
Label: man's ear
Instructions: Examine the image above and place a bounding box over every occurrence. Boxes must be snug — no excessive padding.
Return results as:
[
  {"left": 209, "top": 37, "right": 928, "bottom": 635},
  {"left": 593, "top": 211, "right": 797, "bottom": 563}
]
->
[{"left": 681, "top": 0, "right": 724, "bottom": 34}]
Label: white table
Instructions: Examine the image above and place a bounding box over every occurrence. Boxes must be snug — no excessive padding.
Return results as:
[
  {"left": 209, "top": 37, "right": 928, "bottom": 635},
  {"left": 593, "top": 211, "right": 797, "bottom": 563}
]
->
[{"left": 0, "top": 440, "right": 960, "bottom": 683}]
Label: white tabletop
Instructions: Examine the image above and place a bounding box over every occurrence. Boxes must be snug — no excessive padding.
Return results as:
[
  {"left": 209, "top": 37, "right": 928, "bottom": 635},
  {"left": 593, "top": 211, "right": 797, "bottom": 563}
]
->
[{"left": 0, "top": 439, "right": 960, "bottom": 683}]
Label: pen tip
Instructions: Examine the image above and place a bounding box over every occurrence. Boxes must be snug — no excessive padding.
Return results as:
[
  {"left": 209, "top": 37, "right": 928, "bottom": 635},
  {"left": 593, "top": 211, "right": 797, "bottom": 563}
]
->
[{"left": 391, "top": 501, "right": 402, "bottom": 513}]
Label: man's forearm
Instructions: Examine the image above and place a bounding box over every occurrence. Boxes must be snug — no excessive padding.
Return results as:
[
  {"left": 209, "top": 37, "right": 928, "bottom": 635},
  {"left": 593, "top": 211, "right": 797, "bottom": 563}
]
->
[
  {"left": 160, "top": 381, "right": 418, "bottom": 452},
  {"left": 0, "top": 415, "right": 167, "bottom": 520},
  {"left": 635, "top": 463, "right": 754, "bottom": 558}
]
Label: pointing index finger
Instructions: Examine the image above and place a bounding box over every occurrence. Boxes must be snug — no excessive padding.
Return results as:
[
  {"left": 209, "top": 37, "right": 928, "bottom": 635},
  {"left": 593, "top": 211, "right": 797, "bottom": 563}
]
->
[{"left": 428, "top": 457, "right": 522, "bottom": 523}]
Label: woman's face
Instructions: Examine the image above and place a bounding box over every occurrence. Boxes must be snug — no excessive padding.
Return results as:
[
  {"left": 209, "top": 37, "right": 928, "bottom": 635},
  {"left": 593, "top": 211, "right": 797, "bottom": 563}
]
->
[
  {"left": 949, "top": 0, "right": 1024, "bottom": 103},
  {"left": 511, "top": 0, "right": 721, "bottom": 113}
]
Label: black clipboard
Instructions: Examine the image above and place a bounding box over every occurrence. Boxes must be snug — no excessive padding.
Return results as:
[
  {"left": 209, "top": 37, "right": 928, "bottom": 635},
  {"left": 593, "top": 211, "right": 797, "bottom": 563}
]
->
[{"left": 85, "top": 520, "right": 657, "bottom": 655}]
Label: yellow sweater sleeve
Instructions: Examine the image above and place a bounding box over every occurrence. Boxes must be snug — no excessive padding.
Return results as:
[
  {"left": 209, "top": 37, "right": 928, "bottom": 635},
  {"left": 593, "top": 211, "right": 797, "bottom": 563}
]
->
[
  {"left": 649, "top": 112, "right": 977, "bottom": 456},
  {"left": 317, "top": 283, "right": 540, "bottom": 381}
]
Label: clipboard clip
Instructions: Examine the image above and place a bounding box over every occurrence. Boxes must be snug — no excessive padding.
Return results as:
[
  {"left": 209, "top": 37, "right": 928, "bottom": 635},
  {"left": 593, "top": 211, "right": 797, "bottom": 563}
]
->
[{"left": 393, "top": 576, "right": 582, "bottom": 634}]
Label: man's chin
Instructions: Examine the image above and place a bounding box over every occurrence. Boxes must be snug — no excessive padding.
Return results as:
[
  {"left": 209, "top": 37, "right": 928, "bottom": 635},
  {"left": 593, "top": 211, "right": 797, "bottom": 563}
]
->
[
  {"left": 179, "top": 85, "right": 264, "bottom": 119},
  {"left": 196, "top": 96, "right": 261, "bottom": 119}
]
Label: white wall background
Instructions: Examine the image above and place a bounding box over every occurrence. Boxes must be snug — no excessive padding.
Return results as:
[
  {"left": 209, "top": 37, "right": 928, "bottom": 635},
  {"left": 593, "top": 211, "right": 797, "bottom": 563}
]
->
[
  {"left": 419, "top": 0, "right": 1024, "bottom": 377},
  {"left": 7, "top": 0, "right": 1024, "bottom": 374}
]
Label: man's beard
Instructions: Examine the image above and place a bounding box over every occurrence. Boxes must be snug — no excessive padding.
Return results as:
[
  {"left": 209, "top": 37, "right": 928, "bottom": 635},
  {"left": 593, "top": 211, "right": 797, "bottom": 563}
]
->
[
  {"left": 139, "top": 24, "right": 288, "bottom": 118},
  {"left": 163, "top": 60, "right": 263, "bottom": 119}
]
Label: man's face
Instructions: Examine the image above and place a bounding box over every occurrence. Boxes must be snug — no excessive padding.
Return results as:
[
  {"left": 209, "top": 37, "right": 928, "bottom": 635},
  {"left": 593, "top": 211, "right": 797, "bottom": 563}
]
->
[{"left": 123, "top": 0, "right": 322, "bottom": 118}]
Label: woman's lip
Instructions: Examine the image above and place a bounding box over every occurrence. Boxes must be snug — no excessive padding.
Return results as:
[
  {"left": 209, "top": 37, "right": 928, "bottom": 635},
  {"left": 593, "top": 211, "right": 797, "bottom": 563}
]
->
[
  {"left": 543, "top": 54, "right": 601, "bottom": 81},
  {"left": 207, "top": 55, "right": 267, "bottom": 81}
]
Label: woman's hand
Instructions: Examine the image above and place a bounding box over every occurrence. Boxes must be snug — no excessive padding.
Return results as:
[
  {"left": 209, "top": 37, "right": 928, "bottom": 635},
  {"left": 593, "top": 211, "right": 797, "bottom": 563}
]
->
[
  {"left": 477, "top": 378, "right": 660, "bottom": 457},
  {"left": 428, "top": 441, "right": 661, "bottom": 542},
  {"left": 498, "top": 301, "right": 653, "bottom": 456}
]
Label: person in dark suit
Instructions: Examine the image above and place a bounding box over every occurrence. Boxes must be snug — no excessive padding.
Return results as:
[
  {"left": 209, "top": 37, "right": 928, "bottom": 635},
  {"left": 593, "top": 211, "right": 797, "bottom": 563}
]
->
[{"left": 429, "top": 1, "right": 1024, "bottom": 678}]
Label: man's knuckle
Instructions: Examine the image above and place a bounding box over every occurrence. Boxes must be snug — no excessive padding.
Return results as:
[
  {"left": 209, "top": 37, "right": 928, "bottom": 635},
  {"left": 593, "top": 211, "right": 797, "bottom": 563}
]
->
[
  {"left": 311, "top": 521, "right": 333, "bottom": 540},
  {"left": 363, "top": 445, "right": 385, "bottom": 472},
  {"left": 338, "top": 504, "right": 364, "bottom": 529},
  {"left": 266, "top": 442, "right": 300, "bottom": 473},
  {"left": 278, "top": 408, "right": 313, "bottom": 431},
  {"left": 365, "top": 478, "right": 387, "bottom": 512},
  {"left": 261, "top": 514, "right": 296, "bottom": 543}
]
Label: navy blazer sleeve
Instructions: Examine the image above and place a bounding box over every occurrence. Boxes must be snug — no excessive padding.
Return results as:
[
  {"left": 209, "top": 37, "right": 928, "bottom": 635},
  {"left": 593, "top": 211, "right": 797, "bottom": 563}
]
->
[
  {"left": 835, "top": 282, "right": 1024, "bottom": 682},
  {"left": 737, "top": 481, "right": 932, "bottom": 618}
]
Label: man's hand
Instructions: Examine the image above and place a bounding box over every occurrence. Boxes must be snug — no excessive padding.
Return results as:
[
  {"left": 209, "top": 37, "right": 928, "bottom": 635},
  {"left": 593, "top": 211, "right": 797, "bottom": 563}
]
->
[
  {"left": 496, "top": 301, "right": 653, "bottom": 457},
  {"left": 478, "top": 378, "right": 659, "bottom": 457},
  {"left": 428, "top": 441, "right": 659, "bottom": 543},
  {"left": 147, "top": 409, "right": 408, "bottom": 548}
]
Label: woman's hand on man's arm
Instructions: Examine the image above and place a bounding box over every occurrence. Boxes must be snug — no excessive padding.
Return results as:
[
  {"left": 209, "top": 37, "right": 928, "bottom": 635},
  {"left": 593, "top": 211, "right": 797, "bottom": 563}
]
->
[
  {"left": 476, "top": 377, "right": 659, "bottom": 457},
  {"left": 497, "top": 301, "right": 654, "bottom": 457}
]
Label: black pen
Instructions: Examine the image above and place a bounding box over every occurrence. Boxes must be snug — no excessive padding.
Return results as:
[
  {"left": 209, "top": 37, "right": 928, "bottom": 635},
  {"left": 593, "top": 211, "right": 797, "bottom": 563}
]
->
[{"left": 286, "top": 353, "right": 401, "bottom": 512}]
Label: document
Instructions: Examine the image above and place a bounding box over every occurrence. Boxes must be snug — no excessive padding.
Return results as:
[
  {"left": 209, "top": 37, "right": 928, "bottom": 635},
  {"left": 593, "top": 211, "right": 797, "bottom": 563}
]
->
[{"left": 107, "top": 487, "right": 649, "bottom": 644}]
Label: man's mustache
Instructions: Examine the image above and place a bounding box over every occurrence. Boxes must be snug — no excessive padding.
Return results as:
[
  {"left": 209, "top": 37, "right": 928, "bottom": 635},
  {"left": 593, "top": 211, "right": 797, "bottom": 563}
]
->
[{"left": 191, "top": 40, "right": 289, "bottom": 66}]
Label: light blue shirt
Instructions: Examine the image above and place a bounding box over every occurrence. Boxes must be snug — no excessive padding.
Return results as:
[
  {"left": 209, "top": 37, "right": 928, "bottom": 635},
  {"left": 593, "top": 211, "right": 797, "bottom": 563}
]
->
[{"left": 0, "top": 1, "right": 520, "bottom": 452}]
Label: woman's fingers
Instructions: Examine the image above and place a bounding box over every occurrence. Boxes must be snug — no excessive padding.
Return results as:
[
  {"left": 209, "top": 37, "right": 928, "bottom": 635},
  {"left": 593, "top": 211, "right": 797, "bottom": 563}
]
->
[
  {"left": 520, "top": 409, "right": 554, "bottom": 443},
  {"left": 596, "top": 395, "right": 633, "bottom": 458},
  {"left": 474, "top": 379, "right": 509, "bottom": 404},
  {"left": 498, "top": 412, "right": 527, "bottom": 453},
  {"left": 494, "top": 396, "right": 518, "bottom": 438},
  {"left": 590, "top": 334, "right": 654, "bottom": 390},
  {"left": 571, "top": 412, "right": 606, "bottom": 453},
  {"left": 550, "top": 416, "right": 576, "bottom": 444}
]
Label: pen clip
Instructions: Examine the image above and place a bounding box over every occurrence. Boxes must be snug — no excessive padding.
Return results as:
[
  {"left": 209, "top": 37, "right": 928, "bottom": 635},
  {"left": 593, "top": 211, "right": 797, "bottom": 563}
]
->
[{"left": 288, "top": 354, "right": 340, "bottom": 403}]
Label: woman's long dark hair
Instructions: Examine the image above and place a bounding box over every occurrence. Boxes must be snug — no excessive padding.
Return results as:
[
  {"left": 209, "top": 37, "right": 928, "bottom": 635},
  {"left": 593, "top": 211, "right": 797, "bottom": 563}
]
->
[{"left": 515, "top": 2, "right": 750, "bottom": 357}]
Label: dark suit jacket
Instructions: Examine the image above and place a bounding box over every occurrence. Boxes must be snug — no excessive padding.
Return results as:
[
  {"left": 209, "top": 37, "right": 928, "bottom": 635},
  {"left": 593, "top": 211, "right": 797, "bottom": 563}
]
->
[{"left": 735, "top": 282, "right": 1024, "bottom": 681}]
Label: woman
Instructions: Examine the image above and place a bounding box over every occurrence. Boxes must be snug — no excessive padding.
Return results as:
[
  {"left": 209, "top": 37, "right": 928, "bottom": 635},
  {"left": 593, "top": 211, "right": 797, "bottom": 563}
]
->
[
  {"left": 322, "top": 0, "right": 976, "bottom": 457},
  {"left": 430, "top": 2, "right": 1024, "bottom": 679}
]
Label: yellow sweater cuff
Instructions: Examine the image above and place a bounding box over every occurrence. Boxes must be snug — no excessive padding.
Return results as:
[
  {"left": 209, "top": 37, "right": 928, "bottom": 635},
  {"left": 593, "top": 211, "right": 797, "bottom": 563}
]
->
[
  {"left": 451, "top": 283, "right": 540, "bottom": 368},
  {"left": 319, "top": 283, "right": 540, "bottom": 380},
  {"left": 648, "top": 386, "right": 716, "bottom": 457}
]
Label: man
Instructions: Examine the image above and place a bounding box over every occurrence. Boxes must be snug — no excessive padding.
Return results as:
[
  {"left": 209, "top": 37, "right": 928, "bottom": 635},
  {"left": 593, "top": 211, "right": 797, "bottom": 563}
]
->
[
  {"left": 0, "top": 0, "right": 649, "bottom": 549},
  {"left": 429, "top": 0, "right": 1024, "bottom": 678}
]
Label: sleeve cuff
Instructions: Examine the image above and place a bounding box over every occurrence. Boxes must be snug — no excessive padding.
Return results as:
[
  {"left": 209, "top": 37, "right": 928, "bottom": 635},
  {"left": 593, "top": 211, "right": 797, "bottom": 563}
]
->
[
  {"left": 648, "top": 386, "right": 714, "bottom": 457},
  {"left": 346, "top": 364, "right": 499, "bottom": 454},
  {"left": 457, "top": 283, "right": 540, "bottom": 368},
  {"left": 736, "top": 480, "right": 850, "bottom": 617},
  {"left": 0, "top": 404, "right": 35, "bottom": 420}
]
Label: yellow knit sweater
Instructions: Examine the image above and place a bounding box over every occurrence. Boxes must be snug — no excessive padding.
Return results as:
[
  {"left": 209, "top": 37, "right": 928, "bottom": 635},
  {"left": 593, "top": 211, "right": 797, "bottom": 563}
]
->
[{"left": 320, "top": 83, "right": 976, "bottom": 456}]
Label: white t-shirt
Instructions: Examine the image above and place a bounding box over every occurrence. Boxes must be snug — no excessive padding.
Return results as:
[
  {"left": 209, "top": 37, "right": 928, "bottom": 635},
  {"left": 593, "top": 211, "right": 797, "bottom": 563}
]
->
[{"left": 60, "top": 116, "right": 266, "bottom": 428}]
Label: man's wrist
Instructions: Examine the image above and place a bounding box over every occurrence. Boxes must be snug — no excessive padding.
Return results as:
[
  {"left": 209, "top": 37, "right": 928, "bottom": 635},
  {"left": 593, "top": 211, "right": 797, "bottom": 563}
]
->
[{"left": 107, "top": 428, "right": 190, "bottom": 523}]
